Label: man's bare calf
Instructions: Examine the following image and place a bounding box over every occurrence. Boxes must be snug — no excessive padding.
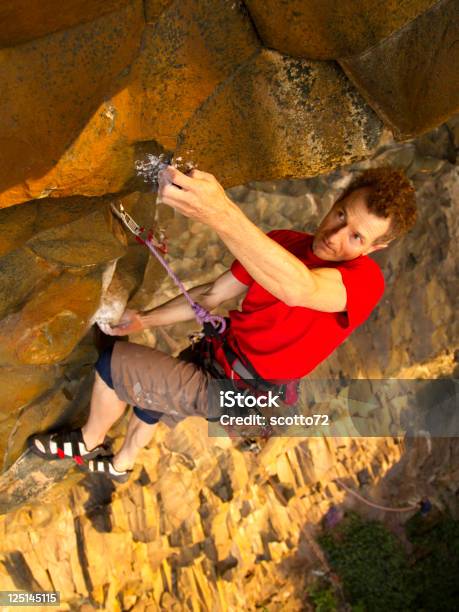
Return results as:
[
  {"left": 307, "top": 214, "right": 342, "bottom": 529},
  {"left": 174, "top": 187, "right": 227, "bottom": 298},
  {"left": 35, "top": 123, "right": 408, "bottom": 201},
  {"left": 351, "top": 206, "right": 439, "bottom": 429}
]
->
[{"left": 81, "top": 371, "right": 157, "bottom": 472}]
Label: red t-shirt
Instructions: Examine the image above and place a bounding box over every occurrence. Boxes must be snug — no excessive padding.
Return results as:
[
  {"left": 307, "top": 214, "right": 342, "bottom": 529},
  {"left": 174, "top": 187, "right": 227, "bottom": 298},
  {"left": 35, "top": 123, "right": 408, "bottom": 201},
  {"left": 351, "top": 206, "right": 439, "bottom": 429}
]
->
[{"left": 224, "top": 229, "right": 385, "bottom": 380}]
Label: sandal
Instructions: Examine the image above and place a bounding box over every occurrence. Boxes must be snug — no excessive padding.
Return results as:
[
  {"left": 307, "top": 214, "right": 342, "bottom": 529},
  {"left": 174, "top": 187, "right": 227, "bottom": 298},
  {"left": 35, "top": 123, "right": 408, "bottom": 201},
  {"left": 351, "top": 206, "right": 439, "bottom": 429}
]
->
[
  {"left": 27, "top": 428, "right": 112, "bottom": 465},
  {"left": 83, "top": 455, "right": 133, "bottom": 483}
]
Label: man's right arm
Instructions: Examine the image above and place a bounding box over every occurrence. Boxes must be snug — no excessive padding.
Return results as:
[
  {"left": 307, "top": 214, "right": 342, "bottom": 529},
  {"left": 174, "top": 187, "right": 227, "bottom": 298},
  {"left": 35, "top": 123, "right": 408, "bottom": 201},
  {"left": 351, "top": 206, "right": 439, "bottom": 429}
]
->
[{"left": 106, "top": 270, "right": 248, "bottom": 335}]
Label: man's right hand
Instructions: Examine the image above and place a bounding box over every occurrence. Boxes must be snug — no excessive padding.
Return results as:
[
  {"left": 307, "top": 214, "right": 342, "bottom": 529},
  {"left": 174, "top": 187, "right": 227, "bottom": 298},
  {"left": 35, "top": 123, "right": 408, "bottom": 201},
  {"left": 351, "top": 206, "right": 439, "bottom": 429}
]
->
[{"left": 103, "top": 309, "right": 145, "bottom": 336}]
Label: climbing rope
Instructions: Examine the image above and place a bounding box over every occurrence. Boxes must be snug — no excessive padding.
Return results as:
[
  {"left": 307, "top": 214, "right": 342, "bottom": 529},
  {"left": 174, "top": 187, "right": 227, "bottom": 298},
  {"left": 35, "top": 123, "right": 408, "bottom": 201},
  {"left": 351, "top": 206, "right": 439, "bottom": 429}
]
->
[
  {"left": 110, "top": 202, "right": 226, "bottom": 333},
  {"left": 290, "top": 444, "right": 432, "bottom": 516},
  {"left": 334, "top": 478, "right": 431, "bottom": 514}
]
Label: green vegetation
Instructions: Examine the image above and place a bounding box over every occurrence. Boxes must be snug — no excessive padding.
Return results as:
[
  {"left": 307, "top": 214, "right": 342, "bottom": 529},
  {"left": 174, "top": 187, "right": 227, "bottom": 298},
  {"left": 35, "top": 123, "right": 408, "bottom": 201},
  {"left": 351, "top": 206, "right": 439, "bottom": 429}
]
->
[
  {"left": 407, "top": 513, "right": 459, "bottom": 611},
  {"left": 319, "top": 513, "right": 412, "bottom": 611},
  {"left": 313, "top": 511, "right": 459, "bottom": 612},
  {"left": 308, "top": 581, "right": 338, "bottom": 612}
]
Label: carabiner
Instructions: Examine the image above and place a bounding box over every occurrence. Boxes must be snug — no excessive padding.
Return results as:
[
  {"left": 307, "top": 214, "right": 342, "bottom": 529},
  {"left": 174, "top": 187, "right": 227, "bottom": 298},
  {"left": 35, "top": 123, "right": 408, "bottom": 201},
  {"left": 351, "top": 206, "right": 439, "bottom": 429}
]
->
[{"left": 110, "top": 202, "right": 143, "bottom": 237}]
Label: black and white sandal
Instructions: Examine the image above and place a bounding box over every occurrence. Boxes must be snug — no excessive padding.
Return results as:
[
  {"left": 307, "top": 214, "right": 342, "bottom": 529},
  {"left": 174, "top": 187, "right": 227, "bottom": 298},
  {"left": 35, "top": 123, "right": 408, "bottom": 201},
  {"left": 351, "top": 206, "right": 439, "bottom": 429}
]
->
[
  {"left": 83, "top": 455, "right": 133, "bottom": 483},
  {"left": 27, "top": 428, "right": 112, "bottom": 465}
]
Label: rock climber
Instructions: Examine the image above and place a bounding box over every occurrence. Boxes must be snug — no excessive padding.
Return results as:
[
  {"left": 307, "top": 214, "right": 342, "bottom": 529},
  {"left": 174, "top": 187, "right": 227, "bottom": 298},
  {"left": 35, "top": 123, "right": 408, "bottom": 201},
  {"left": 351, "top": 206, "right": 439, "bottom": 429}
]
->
[{"left": 28, "top": 166, "right": 416, "bottom": 482}]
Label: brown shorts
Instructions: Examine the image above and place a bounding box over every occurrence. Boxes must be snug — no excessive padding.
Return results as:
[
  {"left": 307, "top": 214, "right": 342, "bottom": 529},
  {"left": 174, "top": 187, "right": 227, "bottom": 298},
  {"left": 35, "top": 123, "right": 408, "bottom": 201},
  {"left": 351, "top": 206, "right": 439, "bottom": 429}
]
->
[{"left": 110, "top": 341, "right": 212, "bottom": 427}]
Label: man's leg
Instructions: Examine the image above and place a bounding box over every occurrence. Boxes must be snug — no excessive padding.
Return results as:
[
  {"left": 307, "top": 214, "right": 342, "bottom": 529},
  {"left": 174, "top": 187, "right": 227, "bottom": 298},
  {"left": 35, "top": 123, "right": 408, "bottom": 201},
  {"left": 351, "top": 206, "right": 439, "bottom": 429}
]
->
[
  {"left": 85, "top": 341, "right": 210, "bottom": 479},
  {"left": 111, "top": 411, "right": 158, "bottom": 472},
  {"left": 81, "top": 370, "right": 127, "bottom": 451}
]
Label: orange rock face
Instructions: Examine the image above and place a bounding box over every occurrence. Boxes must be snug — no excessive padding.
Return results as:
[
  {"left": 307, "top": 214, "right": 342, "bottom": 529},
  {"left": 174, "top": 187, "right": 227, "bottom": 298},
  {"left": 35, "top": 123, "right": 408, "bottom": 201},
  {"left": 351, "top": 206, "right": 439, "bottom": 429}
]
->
[
  {"left": 0, "top": 1, "right": 144, "bottom": 207},
  {"left": 245, "top": 0, "right": 437, "bottom": 59},
  {"left": 0, "top": 366, "right": 62, "bottom": 462},
  {"left": 0, "top": 0, "right": 456, "bottom": 207},
  {"left": 128, "top": 0, "right": 259, "bottom": 150},
  {"left": 0, "top": 0, "right": 131, "bottom": 47},
  {"left": 176, "top": 50, "right": 382, "bottom": 186},
  {"left": 0, "top": 271, "right": 103, "bottom": 366},
  {"left": 0, "top": 0, "right": 260, "bottom": 207},
  {"left": 0, "top": 196, "right": 130, "bottom": 471},
  {"left": 340, "top": 0, "right": 459, "bottom": 137}
]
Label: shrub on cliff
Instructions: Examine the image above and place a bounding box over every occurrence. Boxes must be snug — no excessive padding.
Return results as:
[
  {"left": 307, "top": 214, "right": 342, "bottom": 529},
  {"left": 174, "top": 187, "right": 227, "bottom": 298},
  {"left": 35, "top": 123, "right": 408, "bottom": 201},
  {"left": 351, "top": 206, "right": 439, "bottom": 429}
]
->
[{"left": 319, "top": 513, "right": 413, "bottom": 611}]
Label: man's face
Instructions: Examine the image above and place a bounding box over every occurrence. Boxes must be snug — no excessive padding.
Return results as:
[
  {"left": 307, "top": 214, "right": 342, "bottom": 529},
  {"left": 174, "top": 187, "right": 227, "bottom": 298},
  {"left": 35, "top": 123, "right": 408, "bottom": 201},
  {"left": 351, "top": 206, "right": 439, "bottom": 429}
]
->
[{"left": 312, "top": 187, "right": 392, "bottom": 262}]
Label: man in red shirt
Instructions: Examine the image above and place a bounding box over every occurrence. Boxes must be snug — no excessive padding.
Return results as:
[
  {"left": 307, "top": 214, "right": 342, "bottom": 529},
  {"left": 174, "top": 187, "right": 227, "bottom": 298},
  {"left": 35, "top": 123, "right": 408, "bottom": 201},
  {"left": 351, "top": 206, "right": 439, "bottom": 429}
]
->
[{"left": 29, "top": 167, "right": 416, "bottom": 482}]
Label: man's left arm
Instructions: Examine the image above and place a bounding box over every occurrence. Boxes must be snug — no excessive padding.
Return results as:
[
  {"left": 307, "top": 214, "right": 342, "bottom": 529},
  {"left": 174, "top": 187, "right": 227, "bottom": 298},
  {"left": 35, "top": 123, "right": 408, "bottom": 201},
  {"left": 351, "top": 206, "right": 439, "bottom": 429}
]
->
[{"left": 158, "top": 167, "right": 347, "bottom": 312}]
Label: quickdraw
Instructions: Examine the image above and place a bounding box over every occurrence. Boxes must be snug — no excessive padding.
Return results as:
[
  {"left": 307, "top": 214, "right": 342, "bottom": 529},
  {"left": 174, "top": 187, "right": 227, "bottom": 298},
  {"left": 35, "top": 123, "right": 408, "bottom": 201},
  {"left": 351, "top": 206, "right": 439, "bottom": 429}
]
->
[{"left": 110, "top": 202, "right": 167, "bottom": 252}]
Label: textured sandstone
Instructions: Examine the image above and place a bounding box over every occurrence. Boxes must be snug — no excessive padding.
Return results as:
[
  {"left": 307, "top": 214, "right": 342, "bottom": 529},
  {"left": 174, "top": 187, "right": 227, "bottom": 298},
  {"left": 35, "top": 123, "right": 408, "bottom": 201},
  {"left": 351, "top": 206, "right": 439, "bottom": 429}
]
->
[
  {"left": 0, "top": 1, "right": 144, "bottom": 207},
  {"left": 0, "top": 0, "right": 259, "bottom": 208},
  {"left": 0, "top": 200, "right": 129, "bottom": 471},
  {"left": 0, "top": 271, "right": 103, "bottom": 366},
  {"left": 0, "top": 195, "right": 115, "bottom": 257},
  {"left": 0, "top": 0, "right": 455, "bottom": 209},
  {"left": 0, "top": 0, "right": 131, "bottom": 47},
  {"left": 0, "top": 365, "right": 61, "bottom": 467},
  {"left": 144, "top": 0, "right": 175, "bottom": 23},
  {"left": 129, "top": 0, "right": 260, "bottom": 150},
  {"left": 176, "top": 49, "right": 383, "bottom": 187},
  {"left": 245, "top": 0, "right": 436, "bottom": 59},
  {"left": 2, "top": 352, "right": 95, "bottom": 470},
  {"left": 0, "top": 419, "right": 404, "bottom": 610},
  {"left": 340, "top": 0, "right": 459, "bottom": 137},
  {"left": 0, "top": 248, "right": 59, "bottom": 321},
  {"left": 27, "top": 209, "right": 126, "bottom": 268}
]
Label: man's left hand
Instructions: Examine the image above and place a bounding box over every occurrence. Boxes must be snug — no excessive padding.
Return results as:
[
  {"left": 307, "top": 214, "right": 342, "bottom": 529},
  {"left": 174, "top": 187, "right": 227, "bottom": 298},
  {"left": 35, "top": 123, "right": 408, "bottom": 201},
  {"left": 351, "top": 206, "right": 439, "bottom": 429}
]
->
[{"left": 157, "top": 166, "right": 233, "bottom": 229}]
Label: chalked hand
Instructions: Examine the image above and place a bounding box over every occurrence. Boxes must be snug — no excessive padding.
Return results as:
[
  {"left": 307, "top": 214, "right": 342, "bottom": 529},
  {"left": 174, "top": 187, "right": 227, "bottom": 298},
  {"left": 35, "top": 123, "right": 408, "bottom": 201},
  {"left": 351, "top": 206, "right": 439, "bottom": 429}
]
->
[
  {"left": 157, "top": 166, "right": 233, "bottom": 228},
  {"left": 104, "top": 309, "right": 145, "bottom": 336}
]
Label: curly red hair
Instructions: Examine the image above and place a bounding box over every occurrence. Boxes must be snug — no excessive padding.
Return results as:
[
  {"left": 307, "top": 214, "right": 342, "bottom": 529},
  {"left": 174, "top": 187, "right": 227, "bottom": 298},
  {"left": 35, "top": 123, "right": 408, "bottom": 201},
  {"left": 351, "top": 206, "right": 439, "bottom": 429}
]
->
[{"left": 341, "top": 167, "right": 417, "bottom": 243}]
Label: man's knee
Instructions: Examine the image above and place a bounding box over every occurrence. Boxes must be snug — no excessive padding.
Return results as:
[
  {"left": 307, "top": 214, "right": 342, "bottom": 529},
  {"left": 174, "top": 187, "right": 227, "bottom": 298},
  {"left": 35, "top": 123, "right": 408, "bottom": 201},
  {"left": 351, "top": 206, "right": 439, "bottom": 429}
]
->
[
  {"left": 95, "top": 347, "right": 115, "bottom": 389},
  {"left": 133, "top": 406, "right": 162, "bottom": 425}
]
